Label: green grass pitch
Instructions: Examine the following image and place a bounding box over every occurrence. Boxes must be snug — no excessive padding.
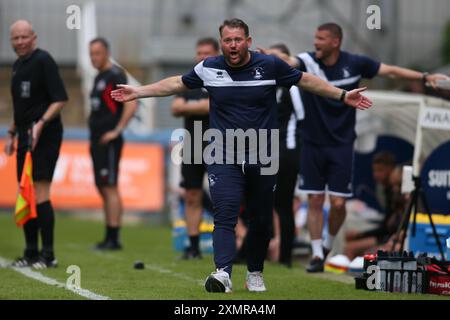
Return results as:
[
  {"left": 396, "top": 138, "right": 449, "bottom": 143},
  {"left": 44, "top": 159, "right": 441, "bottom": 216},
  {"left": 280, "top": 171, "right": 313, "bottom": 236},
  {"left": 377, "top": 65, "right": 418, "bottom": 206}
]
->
[{"left": 0, "top": 212, "right": 448, "bottom": 300}]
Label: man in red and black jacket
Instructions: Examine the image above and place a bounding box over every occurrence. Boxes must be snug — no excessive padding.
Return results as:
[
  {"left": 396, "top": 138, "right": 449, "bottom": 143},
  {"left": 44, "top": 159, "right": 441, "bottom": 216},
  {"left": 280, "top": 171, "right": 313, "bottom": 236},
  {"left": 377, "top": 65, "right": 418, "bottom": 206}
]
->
[{"left": 89, "top": 37, "right": 137, "bottom": 250}]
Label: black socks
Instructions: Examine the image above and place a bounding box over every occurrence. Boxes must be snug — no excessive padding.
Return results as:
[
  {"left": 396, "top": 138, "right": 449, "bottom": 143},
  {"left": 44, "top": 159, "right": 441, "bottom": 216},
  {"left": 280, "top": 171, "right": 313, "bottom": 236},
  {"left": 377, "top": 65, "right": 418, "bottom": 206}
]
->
[
  {"left": 23, "top": 218, "right": 39, "bottom": 259},
  {"left": 106, "top": 225, "right": 120, "bottom": 243},
  {"left": 189, "top": 235, "right": 200, "bottom": 253},
  {"left": 23, "top": 201, "right": 55, "bottom": 259},
  {"left": 36, "top": 201, "right": 55, "bottom": 258}
]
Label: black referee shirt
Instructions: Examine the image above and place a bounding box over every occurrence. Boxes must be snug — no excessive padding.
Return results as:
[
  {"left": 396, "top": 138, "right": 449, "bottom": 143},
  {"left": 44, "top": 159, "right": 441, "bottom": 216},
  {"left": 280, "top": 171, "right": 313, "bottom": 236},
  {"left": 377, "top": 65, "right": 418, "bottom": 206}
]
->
[{"left": 11, "top": 48, "right": 68, "bottom": 129}]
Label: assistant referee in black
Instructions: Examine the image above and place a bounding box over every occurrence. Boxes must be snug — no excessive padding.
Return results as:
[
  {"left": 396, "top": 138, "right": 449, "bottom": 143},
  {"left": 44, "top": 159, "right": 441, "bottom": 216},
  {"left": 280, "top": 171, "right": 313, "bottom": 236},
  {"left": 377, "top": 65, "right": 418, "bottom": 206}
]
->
[{"left": 4, "top": 20, "right": 68, "bottom": 269}]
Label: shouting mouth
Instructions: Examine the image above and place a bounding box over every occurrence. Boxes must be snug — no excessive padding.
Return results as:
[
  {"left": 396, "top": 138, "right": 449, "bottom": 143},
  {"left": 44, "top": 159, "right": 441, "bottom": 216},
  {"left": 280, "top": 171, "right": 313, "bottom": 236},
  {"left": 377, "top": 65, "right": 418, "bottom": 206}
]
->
[{"left": 229, "top": 51, "right": 239, "bottom": 60}]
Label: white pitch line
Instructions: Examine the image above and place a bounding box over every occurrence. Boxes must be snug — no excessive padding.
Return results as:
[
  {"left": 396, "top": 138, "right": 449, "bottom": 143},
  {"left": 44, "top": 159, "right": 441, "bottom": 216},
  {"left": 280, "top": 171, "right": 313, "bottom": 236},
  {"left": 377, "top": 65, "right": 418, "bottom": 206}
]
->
[
  {"left": 145, "top": 263, "right": 205, "bottom": 286},
  {"left": 0, "top": 256, "right": 111, "bottom": 300}
]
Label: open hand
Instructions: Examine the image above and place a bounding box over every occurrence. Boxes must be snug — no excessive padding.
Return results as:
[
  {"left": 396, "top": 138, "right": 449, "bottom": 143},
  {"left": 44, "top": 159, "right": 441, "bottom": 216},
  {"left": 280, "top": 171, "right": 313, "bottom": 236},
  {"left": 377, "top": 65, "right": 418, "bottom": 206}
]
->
[
  {"left": 111, "top": 84, "right": 139, "bottom": 102},
  {"left": 99, "top": 130, "right": 120, "bottom": 145},
  {"left": 344, "top": 87, "right": 373, "bottom": 110},
  {"left": 426, "top": 73, "right": 450, "bottom": 89},
  {"left": 3, "top": 135, "right": 15, "bottom": 156}
]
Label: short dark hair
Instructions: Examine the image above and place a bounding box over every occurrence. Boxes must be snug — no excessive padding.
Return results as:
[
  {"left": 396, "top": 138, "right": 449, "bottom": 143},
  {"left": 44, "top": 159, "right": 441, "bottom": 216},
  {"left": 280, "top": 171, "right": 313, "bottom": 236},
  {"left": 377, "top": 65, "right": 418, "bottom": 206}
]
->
[
  {"left": 270, "top": 43, "right": 290, "bottom": 56},
  {"left": 219, "top": 18, "right": 249, "bottom": 38},
  {"left": 318, "top": 22, "right": 343, "bottom": 43},
  {"left": 197, "top": 37, "right": 219, "bottom": 52},
  {"left": 373, "top": 151, "right": 396, "bottom": 167},
  {"left": 89, "top": 37, "right": 110, "bottom": 50}
]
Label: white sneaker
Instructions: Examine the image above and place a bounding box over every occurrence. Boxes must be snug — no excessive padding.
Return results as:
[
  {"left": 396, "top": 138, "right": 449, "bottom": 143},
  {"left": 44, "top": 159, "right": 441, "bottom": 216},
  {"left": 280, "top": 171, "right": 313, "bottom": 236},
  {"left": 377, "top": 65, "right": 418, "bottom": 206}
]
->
[
  {"left": 204, "top": 269, "right": 233, "bottom": 293},
  {"left": 245, "top": 271, "right": 266, "bottom": 292}
]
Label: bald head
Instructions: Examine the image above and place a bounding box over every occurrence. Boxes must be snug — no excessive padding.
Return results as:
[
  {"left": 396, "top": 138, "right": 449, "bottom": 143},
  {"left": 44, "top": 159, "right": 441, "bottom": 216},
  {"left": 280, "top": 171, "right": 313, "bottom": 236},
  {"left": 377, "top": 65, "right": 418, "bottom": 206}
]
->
[
  {"left": 10, "top": 20, "right": 34, "bottom": 34},
  {"left": 10, "top": 20, "right": 36, "bottom": 58}
]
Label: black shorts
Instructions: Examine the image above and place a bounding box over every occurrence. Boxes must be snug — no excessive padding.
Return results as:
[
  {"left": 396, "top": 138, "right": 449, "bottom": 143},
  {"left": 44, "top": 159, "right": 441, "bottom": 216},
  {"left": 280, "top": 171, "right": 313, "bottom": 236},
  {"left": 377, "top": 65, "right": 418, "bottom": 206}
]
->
[
  {"left": 274, "top": 145, "right": 300, "bottom": 210},
  {"left": 16, "top": 121, "right": 63, "bottom": 182},
  {"left": 298, "top": 142, "right": 354, "bottom": 197},
  {"left": 90, "top": 137, "right": 123, "bottom": 187},
  {"left": 180, "top": 162, "right": 206, "bottom": 190}
]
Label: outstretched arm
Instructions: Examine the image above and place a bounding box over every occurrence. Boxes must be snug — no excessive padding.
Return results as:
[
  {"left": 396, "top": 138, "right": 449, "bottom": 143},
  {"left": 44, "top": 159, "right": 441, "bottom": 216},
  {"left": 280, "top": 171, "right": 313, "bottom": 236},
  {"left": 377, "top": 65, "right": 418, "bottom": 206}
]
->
[
  {"left": 111, "top": 76, "right": 188, "bottom": 102},
  {"left": 378, "top": 63, "right": 450, "bottom": 89},
  {"left": 297, "top": 72, "right": 372, "bottom": 110},
  {"left": 258, "top": 47, "right": 300, "bottom": 68}
]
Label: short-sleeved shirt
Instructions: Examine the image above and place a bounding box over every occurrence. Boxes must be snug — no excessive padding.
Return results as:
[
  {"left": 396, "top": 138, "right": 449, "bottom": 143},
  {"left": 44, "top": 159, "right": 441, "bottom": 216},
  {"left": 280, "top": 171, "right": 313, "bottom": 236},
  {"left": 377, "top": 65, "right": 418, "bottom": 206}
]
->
[
  {"left": 177, "top": 88, "right": 210, "bottom": 136},
  {"left": 176, "top": 88, "right": 210, "bottom": 161},
  {"left": 296, "top": 51, "right": 380, "bottom": 146},
  {"left": 181, "top": 51, "right": 302, "bottom": 162},
  {"left": 89, "top": 65, "right": 127, "bottom": 141},
  {"left": 11, "top": 48, "right": 68, "bottom": 129}
]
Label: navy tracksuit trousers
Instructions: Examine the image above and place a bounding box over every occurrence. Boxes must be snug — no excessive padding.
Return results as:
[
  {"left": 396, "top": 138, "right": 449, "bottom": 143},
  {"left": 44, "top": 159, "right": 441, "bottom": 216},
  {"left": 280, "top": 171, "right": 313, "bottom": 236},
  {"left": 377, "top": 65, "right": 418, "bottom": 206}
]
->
[{"left": 207, "top": 163, "right": 276, "bottom": 276}]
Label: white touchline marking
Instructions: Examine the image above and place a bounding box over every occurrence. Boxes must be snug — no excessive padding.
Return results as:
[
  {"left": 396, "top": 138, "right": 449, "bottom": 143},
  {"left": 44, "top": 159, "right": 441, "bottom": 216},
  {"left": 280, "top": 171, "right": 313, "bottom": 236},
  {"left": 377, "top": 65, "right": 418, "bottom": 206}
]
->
[
  {"left": 0, "top": 256, "right": 111, "bottom": 300},
  {"left": 145, "top": 264, "right": 204, "bottom": 286}
]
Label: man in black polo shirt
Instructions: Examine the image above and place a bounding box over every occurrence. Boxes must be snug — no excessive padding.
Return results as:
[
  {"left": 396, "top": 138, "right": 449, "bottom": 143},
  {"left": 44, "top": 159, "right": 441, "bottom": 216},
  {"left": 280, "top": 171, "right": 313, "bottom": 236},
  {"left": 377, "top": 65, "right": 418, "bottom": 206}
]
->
[
  {"left": 89, "top": 38, "right": 137, "bottom": 250},
  {"left": 4, "top": 20, "right": 68, "bottom": 269},
  {"left": 171, "top": 38, "right": 219, "bottom": 259}
]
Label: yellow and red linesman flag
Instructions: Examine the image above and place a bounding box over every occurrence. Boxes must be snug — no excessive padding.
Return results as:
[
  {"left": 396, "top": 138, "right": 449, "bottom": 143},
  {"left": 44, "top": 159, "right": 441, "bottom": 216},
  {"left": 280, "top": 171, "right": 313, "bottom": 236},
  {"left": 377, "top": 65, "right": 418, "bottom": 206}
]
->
[{"left": 14, "top": 151, "right": 37, "bottom": 227}]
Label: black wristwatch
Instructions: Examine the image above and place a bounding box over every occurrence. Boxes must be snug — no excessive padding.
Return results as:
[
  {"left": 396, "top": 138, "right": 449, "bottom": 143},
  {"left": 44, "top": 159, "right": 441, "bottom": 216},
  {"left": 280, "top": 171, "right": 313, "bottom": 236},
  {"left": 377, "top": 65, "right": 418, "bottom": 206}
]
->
[
  {"left": 422, "top": 72, "right": 430, "bottom": 84},
  {"left": 8, "top": 129, "right": 16, "bottom": 137},
  {"left": 339, "top": 90, "right": 347, "bottom": 102}
]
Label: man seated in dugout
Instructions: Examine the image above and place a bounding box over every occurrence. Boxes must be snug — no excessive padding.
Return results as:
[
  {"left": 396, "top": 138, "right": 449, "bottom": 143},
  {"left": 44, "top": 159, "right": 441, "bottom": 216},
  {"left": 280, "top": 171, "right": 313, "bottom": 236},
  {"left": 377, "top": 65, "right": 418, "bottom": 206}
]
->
[{"left": 344, "top": 155, "right": 407, "bottom": 260}]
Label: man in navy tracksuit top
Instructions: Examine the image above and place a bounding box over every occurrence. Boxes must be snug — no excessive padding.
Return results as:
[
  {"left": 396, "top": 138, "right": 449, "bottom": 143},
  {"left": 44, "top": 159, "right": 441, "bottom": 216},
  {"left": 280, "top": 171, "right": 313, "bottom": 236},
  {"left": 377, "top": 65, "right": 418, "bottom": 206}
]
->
[
  {"left": 261, "top": 23, "right": 449, "bottom": 273},
  {"left": 111, "top": 19, "right": 372, "bottom": 293}
]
